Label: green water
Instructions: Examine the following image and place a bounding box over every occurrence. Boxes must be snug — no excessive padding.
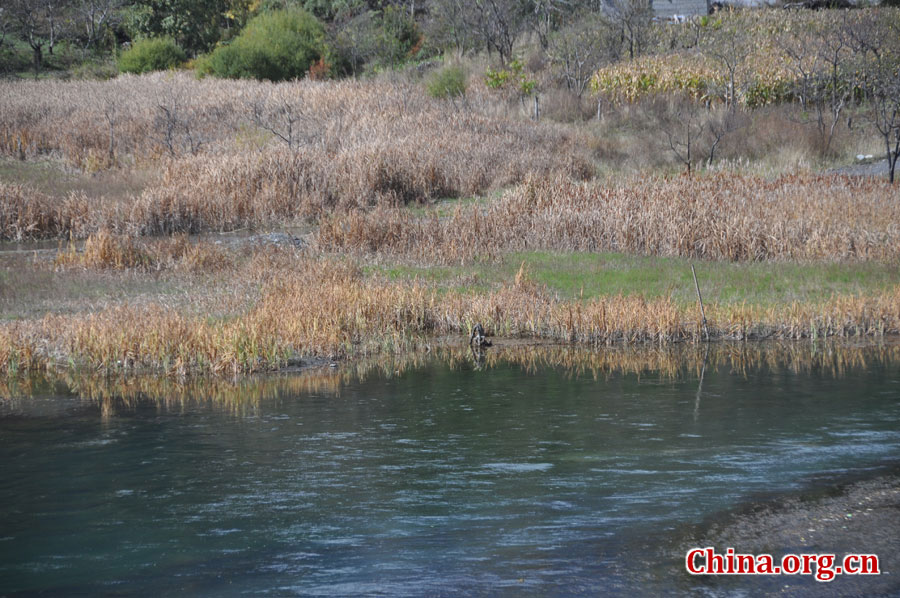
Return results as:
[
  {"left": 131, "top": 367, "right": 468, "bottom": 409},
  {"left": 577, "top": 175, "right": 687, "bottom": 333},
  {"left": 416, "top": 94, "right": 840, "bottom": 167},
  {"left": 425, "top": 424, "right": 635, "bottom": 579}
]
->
[{"left": 1, "top": 344, "right": 899, "bottom": 596}]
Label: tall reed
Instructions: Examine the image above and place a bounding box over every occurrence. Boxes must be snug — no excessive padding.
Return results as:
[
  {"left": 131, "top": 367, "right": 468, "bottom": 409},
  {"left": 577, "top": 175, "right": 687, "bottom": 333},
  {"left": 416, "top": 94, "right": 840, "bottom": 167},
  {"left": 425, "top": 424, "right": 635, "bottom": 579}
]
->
[
  {"left": 0, "top": 74, "right": 592, "bottom": 239},
  {"left": 318, "top": 173, "right": 900, "bottom": 263},
  {"left": 2, "top": 255, "right": 899, "bottom": 376}
]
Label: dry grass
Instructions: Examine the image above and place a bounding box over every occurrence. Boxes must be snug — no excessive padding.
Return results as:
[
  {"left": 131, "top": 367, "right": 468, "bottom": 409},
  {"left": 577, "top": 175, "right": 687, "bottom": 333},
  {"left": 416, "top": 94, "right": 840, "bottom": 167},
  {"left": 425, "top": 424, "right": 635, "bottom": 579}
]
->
[
  {"left": 2, "top": 253, "right": 899, "bottom": 376},
  {"left": 53, "top": 231, "right": 231, "bottom": 272},
  {"left": 0, "top": 71, "right": 886, "bottom": 240},
  {"left": 0, "top": 73, "right": 592, "bottom": 239},
  {"left": 0, "top": 183, "right": 94, "bottom": 241},
  {"left": 587, "top": 99, "right": 856, "bottom": 174},
  {"left": 318, "top": 173, "right": 900, "bottom": 263}
]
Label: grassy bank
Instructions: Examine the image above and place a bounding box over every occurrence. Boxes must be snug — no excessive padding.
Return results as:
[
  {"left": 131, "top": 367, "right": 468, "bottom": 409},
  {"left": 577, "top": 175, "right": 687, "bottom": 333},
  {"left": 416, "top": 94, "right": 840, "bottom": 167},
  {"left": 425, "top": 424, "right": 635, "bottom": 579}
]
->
[
  {"left": 2, "top": 242, "right": 900, "bottom": 376},
  {"left": 369, "top": 251, "right": 900, "bottom": 306}
]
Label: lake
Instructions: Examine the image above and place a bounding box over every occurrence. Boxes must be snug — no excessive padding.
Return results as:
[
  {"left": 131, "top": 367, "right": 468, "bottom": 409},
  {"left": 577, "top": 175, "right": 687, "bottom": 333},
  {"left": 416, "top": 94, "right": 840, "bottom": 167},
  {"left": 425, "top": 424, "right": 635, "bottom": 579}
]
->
[{"left": 1, "top": 342, "right": 899, "bottom": 596}]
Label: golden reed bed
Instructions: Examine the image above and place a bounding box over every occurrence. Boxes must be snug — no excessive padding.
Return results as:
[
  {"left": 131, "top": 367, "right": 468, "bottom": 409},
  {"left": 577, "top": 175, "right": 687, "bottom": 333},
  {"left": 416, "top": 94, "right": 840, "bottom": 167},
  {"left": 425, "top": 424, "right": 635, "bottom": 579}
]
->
[{"left": 2, "top": 256, "right": 898, "bottom": 376}]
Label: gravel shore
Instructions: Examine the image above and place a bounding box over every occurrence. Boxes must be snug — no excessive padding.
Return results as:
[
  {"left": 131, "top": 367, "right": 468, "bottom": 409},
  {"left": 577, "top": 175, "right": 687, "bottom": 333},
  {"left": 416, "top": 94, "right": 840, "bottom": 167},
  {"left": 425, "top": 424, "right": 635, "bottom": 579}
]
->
[{"left": 677, "top": 470, "right": 900, "bottom": 596}]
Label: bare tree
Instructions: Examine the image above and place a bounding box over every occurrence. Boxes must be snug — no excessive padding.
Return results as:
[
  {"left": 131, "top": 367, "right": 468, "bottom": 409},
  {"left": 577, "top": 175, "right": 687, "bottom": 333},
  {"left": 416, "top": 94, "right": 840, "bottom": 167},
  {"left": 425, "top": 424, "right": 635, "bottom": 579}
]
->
[
  {"left": 471, "top": 0, "right": 526, "bottom": 64},
  {"left": 849, "top": 11, "right": 900, "bottom": 184},
  {"left": 547, "top": 13, "right": 618, "bottom": 98},
  {"left": 329, "top": 10, "right": 379, "bottom": 77},
  {"left": 779, "top": 14, "right": 858, "bottom": 157},
  {"left": 423, "top": 0, "right": 475, "bottom": 56},
  {"left": 5, "top": 0, "right": 54, "bottom": 71},
  {"left": 425, "top": 0, "right": 537, "bottom": 64},
  {"left": 0, "top": 7, "right": 8, "bottom": 48},
  {"left": 604, "top": 0, "right": 652, "bottom": 61},
  {"left": 153, "top": 91, "right": 206, "bottom": 157},
  {"left": 867, "top": 73, "right": 900, "bottom": 184},
  {"left": 702, "top": 19, "right": 750, "bottom": 111},
  {"left": 102, "top": 97, "right": 117, "bottom": 165},
  {"left": 44, "top": 0, "right": 70, "bottom": 57},
  {"left": 660, "top": 95, "right": 742, "bottom": 175},
  {"left": 248, "top": 88, "right": 318, "bottom": 151},
  {"left": 75, "top": 0, "right": 121, "bottom": 51},
  {"left": 704, "top": 104, "right": 745, "bottom": 166},
  {"left": 663, "top": 96, "right": 705, "bottom": 176},
  {"left": 524, "top": 0, "right": 575, "bottom": 51}
]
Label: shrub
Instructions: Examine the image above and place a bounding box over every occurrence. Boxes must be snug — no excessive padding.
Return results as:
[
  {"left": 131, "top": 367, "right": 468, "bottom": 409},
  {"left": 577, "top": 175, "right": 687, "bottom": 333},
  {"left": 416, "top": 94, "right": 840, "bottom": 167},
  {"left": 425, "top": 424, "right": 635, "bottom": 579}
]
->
[
  {"left": 72, "top": 60, "right": 119, "bottom": 80},
  {"left": 426, "top": 64, "right": 466, "bottom": 99},
  {"left": 485, "top": 59, "right": 536, "bottom": 97},
  {"left": 373, "top": 5, "right": 422, "bottom": 69},
  {"left": 118, "top": 37, "right": 186, "bottom": 74},
  {"left": 205, "top": 9, "right": 325, "bottom": 81}
]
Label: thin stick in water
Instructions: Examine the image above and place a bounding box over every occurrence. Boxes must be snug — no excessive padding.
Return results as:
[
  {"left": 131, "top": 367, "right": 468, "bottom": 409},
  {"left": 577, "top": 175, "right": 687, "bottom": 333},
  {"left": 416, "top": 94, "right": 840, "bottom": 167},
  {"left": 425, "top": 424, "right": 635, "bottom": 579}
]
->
[{"left": 691, "top": 264, "right": 709, "bottom": 342}]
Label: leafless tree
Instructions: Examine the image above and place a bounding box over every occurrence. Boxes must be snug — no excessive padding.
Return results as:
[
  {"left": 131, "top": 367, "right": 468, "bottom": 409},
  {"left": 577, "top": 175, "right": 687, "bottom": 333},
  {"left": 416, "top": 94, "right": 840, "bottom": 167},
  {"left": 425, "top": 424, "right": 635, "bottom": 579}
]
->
[
  {"left": 75, "top": 0, "right": 121, "bottom": 51},
  {"left": 525, "top": 0, "right": 574, "bottom": 51},
  {"left": 547, "top": 13, "right": 619, "bottom": 98},
  {"left": 248, "top": 89, "right": 318, "bottom": 151},
  {"left": 779, "top": 15, "right": 858, "bottom": 157},
  {"left": 44, "top": 0, "right": 70, "bottom": 57},
  {"left": 702, "top": 19, "right": 750, "bottom": 111},
  {"left": 663, "top": 97, "right": 705, "bottom": 176},
  {"left": 848, "top": 12, "right": 900, "bottom": 183},
  {"left": 471, "top": 0, "right": 526, "bottom": 64},
  {"left": 867, "top": 74, "right": 900, "bottom": 184},
  {"left": 4, "top": 0, "right": 69, "bottom": 71},
  {"left": 154, "top": 91, "right": 205, "bottom": 157},
  {"left": 704, "top": 104, "right": 745, "bottom": 166},
  {"left": 423, "top": 0, "right": 476, "bottom": 56},
  {"left": 604, "top": 0, "right": 652, "bottom": 61},
  {"left": 426, "top": 0, "right": 552, "bottom": 64},
  {"left": 660, "top": 95, "right": 742, "bottom": 175},
  {"left": 0, "top": 7, "right": 8, "bottom": 49},
  {"left": 329, "top": 10, "right": 379, "bottom": 77},
  {"left": 102, "top": 97, "right": 117, "bottom": 165}
]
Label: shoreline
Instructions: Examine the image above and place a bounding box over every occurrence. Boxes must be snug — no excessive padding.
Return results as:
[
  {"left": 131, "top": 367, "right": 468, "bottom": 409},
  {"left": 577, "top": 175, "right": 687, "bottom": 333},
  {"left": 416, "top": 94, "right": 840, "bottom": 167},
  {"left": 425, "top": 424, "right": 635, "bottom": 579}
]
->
[{"left": 671, "top": 465, "right": 900, "bottom": 596}]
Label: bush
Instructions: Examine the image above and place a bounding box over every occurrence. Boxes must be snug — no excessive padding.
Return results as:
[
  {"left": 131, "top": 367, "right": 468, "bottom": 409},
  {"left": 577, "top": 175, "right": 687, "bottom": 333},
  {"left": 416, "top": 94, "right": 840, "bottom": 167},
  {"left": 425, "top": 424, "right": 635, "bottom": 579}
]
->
[
  {"left": 205, "top": 9, "right": 325, "bottom": 81},
  {"left": 373, "top": 5, "right": 422, "bottom": 69},
  {"left": 118, "top": 37, "right": 186, "bottom": 74},
  {"left": 0, "top": 43, "right": 30, "bottom": 75},
  {"left": 426, "top": 64, "right": 466, "bottom": 99},
  {"left": 73, "top": 60, "right": 119, "bottom": 80}
]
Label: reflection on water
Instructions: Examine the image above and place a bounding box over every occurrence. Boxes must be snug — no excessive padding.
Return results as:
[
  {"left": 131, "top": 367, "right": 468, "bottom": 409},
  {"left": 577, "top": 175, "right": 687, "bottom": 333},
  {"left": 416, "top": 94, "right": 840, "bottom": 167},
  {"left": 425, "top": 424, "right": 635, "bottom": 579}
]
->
[
  {"left": 1, "top": 340, "right": 899, "bottom": 596},
  {"left": 4, "top": 340, "right": 900, "bottom": 413}
]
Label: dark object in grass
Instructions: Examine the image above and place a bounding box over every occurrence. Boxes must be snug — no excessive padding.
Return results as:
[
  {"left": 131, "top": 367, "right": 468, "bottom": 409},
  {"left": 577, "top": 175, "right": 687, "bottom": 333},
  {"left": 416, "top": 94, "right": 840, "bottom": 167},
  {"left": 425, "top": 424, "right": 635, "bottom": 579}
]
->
[{"left": 469, "top": 323, "right": 492, "bottom": 348}]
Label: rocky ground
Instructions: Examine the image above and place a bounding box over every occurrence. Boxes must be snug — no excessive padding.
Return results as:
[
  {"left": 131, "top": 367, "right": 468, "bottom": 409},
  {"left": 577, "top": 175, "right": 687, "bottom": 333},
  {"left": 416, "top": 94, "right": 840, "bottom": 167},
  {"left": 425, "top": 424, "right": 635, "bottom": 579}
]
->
[{"left": 674, "top": 469, "right": 900, "bottom": 596}]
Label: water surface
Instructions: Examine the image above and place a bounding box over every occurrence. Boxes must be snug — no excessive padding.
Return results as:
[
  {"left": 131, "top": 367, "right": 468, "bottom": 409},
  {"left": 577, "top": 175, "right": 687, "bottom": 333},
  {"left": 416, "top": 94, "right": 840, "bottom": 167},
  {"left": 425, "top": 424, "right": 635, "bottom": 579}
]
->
[{"left": 1, "top": 343, "right": 899, "bottom": 596}]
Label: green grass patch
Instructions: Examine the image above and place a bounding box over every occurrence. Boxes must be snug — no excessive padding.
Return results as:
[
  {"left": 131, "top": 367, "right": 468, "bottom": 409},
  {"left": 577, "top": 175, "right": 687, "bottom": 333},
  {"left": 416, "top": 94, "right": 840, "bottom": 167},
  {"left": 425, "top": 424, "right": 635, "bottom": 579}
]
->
[{"left": 367, "top": 251, "right": 900, "bottom": 306}]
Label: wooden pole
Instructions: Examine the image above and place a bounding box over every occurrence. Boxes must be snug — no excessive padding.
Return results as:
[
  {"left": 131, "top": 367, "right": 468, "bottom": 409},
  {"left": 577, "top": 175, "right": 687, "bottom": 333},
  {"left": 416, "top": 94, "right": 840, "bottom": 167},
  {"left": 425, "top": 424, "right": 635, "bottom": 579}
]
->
[
  {"left": 691, "top": 264, "right": 709, "bottom": 342},
  {"left": 694, "top": 343, "right": 709, "bottom": 422}
]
